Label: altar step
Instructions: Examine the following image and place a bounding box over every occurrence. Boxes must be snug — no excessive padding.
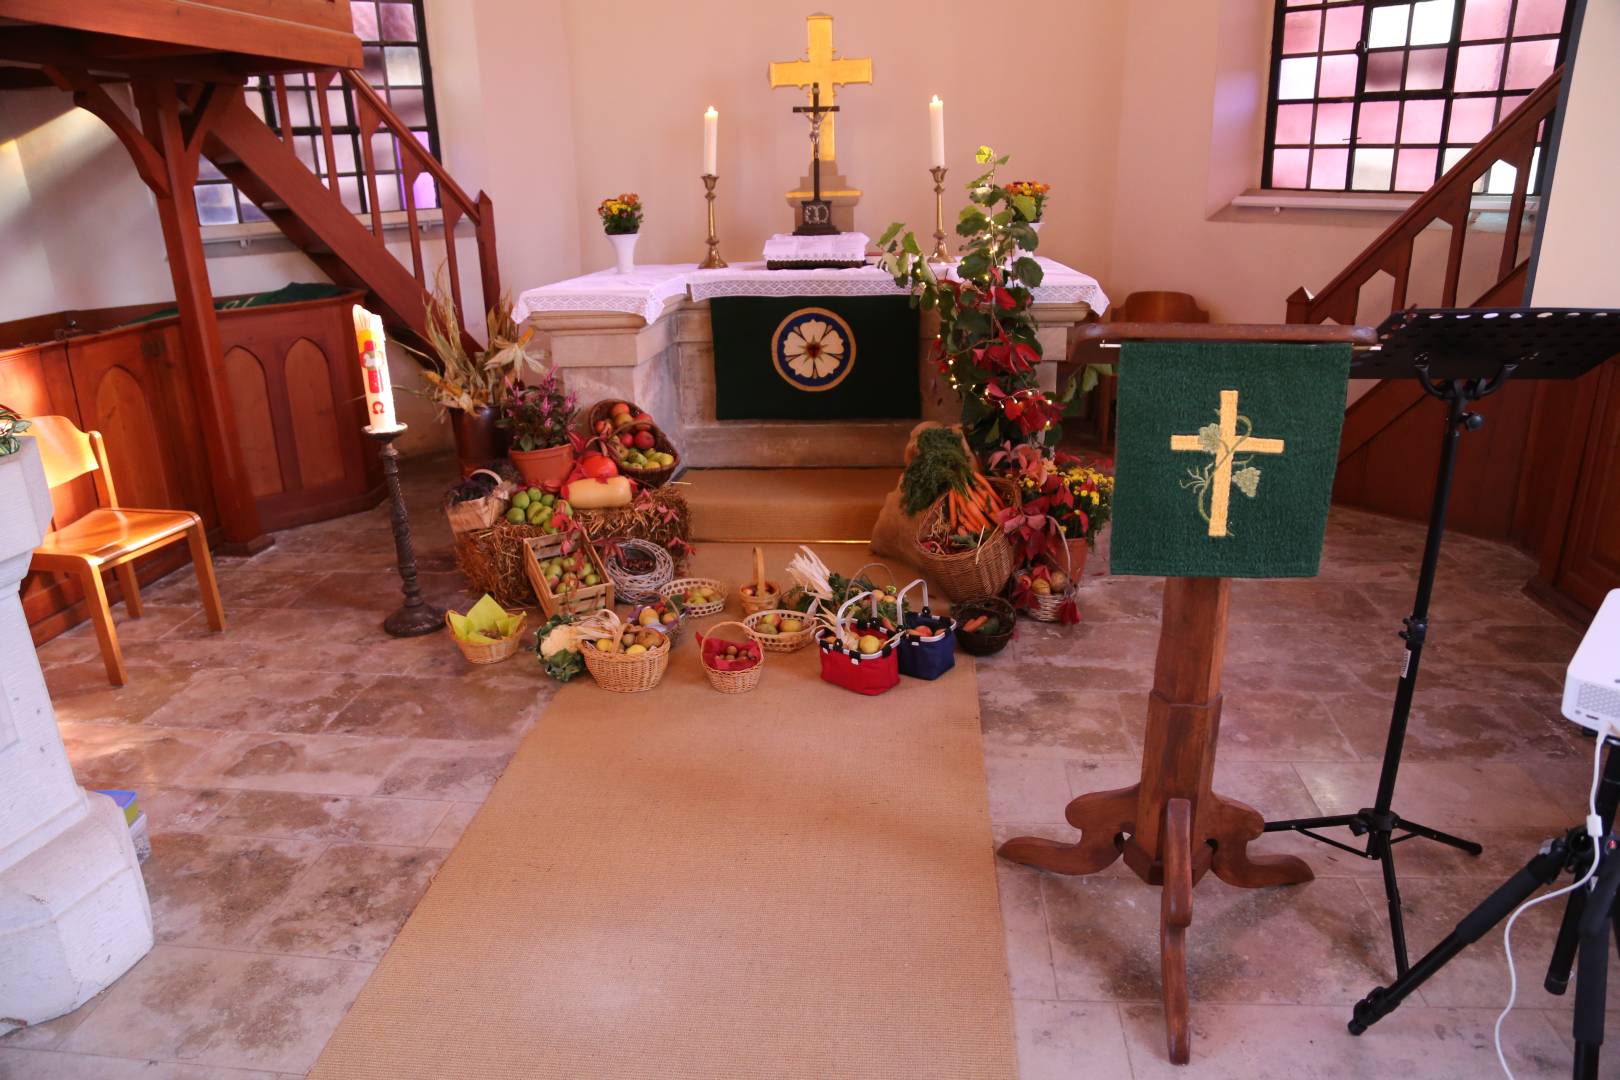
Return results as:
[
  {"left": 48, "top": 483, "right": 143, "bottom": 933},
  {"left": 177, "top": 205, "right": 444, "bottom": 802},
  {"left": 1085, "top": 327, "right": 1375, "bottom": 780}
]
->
[
  {"left": 680, "top": 419, "right": 915, "bottom": 469},
  {"left": 682, "top": 468, "right": 897, "bottom": 542}
]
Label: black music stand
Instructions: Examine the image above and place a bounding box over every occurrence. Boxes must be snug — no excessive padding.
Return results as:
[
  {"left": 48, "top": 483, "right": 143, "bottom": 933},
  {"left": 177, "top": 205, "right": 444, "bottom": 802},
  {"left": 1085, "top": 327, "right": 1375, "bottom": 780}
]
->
[{"left": 1265, "top": 307, "right": 1620, "bottom": 977}]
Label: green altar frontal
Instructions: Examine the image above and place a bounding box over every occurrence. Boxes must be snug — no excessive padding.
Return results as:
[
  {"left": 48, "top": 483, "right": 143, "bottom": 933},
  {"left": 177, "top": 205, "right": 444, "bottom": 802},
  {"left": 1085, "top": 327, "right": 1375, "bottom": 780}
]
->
[{"left": 1110, "top": 341, "right": 1350, "bottom": 579}]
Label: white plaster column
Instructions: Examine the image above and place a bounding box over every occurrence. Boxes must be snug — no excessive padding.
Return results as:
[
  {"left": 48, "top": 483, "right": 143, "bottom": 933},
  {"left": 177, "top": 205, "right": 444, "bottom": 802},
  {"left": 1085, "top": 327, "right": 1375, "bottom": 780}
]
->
[{"left": 0, "top": 437, "right": 152, "bottom": 1033}]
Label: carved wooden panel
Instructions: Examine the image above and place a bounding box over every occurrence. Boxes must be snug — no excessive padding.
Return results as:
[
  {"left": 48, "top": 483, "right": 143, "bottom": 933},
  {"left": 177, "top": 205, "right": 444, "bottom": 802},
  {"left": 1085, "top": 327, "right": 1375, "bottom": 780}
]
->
[
  {"left": 283, "top": 337, "right": 345, "bottom": 489},
  {"left": 1550, "top": 360, "right": 1620, "bottom": 612},
  {"left": 224, "top": 344, "right": 286, "bottom": 497}
]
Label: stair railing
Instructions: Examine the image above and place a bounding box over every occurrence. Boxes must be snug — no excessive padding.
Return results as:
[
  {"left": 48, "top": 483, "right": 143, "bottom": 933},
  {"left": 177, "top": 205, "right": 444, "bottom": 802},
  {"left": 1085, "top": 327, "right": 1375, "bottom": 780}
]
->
[
  {"left": 1286, "top": 68, "right": 1562, "bottom": 326},
  {"left": 263, "top": 68, "right": 500, "bottom": 337}
]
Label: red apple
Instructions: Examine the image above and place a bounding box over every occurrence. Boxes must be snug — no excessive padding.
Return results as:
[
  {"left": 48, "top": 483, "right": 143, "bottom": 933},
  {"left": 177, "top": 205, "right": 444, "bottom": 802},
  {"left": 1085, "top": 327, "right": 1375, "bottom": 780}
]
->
[
  {"left": 633, "top": 430, "right": 656, "bottom": 450},
  {"left": 609, "top": 402, "right": 631, "bottom": 417},
  {"left": 619, "top": 432, "right": 635, "bottom": 447}
]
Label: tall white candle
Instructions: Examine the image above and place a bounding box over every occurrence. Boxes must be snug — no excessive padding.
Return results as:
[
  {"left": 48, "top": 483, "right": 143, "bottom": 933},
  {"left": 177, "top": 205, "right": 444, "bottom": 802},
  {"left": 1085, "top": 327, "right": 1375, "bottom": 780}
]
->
[
  {"left": 929, "top": 96, "right": 945, "bottom": 169},
  {"left": 352, "top": 304, "right": 399, "bottom": 431},
  {"left": 703, "top": 106, "right": 718, "bottom": 176}
]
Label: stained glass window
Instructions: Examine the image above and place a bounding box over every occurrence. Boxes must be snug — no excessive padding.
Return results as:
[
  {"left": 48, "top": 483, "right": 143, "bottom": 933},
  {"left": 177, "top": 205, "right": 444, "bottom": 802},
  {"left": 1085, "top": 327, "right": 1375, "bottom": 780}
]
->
[
  {"left": 194, "top": 1, "right": 441, "bottom": 227},
  {"left": 1263, "top": 0, "right": 1571, "bottom": 194}
]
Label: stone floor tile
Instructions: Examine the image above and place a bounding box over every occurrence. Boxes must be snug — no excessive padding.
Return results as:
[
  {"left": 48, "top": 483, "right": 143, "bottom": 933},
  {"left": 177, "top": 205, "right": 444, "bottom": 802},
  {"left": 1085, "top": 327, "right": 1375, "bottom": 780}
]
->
[
  {"left": 178, "top": 731, "right": 413, "bottom": 796},
  {"left": 1118, "top": 1002, "right": 1572, "bottom": 1078},
  {"left": 1322, "top": 689, "right": 1583, "bottom": 763},
  {"left": 983, "top": 757, "right": 1077, "bottom": 825},
  {"left": 1203, "top": 691, "right": 1359, "bottom": 763},
  {"left": 994, "top": 858, "right": 1059, "bottom": 1000},
  {"left": 371, "top": 738, "right": 517, "bottom": 801},
  {"left": 138, "top": 787, "right": 234, "bottom": 833},
  {"left": 1294, "top": 761, "right": 1571, "bottom": 829},
  {"left": 253, "top": 843, "right": 444, "bottom": 962},
  {"left": 41, "top": 662, "right": 196, "bottom": 726},
  {"left": 1042, "top": 875, "right": 1390, "bottom": 1005},
  {"left": 58, "top": 945, "right": 372, "bottom": 1075},
  {"left": 141, "top": 832, "right": 325, "bottom": 948},
  {"left": 979, "top": 688, "right": 1137, "bottom": 760},
  {"left": 58, "top": 723, "right": 230, "bottom": 788},
  {"left": 143, "top": 670, "right": 374, "bottom": 735},
  {"left": 424, "top": 801, "right": 480, "bottom": 849},
  {"left": 1011, "top": 1000, "right": 1132, "bottom": 1080},
  {"left": 322, "top": 673, "right": 546, "bottom": 741},
  {"left": 209, "top": 790, "right": 452, "bottom": 846},
  {"left": 0, "top": 1047, "right": 282, "bottom": 1079}
]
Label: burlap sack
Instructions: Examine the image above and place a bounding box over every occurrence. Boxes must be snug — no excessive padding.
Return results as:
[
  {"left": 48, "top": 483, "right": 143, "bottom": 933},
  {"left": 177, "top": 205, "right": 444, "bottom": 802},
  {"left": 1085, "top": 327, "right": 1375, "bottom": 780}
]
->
[{"left": 869, "top": 422, "right": 973, "bottom": 561}]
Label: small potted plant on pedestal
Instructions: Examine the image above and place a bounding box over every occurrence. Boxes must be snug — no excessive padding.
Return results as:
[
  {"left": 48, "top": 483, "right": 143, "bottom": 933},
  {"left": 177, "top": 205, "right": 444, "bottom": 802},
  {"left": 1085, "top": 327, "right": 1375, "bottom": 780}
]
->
[
  {"left": 598, "top": 193, "right": 643, "bottom": 274},
  {"left": 500, "top": 370, "right": 578, "bottom": 488},
  {"left": 1006, "top": 180, "right": 1050, "bottom": 247}
]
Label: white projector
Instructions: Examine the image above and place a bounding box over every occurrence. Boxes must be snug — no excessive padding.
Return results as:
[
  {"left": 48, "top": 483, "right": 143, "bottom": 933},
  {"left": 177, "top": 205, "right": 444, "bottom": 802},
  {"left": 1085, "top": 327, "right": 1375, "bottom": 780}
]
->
[{"left": 1563, "top": 589, "right": 1620, "bottom": 734}]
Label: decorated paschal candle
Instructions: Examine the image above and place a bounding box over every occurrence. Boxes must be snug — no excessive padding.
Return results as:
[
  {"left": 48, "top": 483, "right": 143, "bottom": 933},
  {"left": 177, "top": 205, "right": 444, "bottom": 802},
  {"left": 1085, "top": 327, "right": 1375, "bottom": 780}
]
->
[{"left": 352, "top": 304, "right": 399, "bottom": 430}]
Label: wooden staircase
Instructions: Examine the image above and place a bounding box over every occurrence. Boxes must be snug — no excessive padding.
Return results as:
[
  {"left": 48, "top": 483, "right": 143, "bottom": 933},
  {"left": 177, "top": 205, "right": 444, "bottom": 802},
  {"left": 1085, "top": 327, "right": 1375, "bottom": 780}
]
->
[{"left": 1287, "top": 69, "right": 1562, "bottom": 541}]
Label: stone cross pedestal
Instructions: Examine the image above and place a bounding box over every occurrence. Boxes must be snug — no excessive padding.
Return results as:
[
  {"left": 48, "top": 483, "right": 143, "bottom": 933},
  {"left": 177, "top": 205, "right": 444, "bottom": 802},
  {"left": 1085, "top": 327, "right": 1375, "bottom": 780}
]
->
[{"left": 0, "top": 437, "right": 152, "bottom": 1033}]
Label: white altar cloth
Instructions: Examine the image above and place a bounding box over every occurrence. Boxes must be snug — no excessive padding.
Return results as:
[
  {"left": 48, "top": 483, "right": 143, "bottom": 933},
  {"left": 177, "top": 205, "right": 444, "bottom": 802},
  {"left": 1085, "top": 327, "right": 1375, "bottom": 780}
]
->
[{"left": 515, "top": 258, "right": 1109, "bottom": 325}]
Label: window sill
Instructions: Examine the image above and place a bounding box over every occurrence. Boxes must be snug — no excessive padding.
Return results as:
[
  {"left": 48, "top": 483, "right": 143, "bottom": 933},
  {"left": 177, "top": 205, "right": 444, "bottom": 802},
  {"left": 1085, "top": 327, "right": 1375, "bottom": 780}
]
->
[
  {"left": 1229, "top": 190, "right": 1538, "bottom": 215},
  {"left": 200, "top": 208, "right": 452, "bottom": 257}
]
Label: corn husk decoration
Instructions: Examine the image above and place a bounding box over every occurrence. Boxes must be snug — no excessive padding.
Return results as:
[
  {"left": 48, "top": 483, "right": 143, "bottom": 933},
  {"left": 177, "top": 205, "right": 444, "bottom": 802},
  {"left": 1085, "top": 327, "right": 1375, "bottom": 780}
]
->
[{"left": 447, "top": 594, "right": 524, "bottom": 645}]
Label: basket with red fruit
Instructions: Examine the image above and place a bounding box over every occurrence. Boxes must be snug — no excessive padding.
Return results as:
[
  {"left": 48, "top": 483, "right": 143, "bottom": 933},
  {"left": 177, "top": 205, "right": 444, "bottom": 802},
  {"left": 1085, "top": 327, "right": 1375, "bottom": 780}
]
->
[
  {"left": 815, "top": 590, "right": 904, "bottom": 696},
  {"left": 1010, "top": 559, "right": 1079, "bottom": 625},
  {"left": 696, "top": 621, "right": 765, "bottom": 694},
  {"left": 738, "top": 546, "right": 780, "bottom": 616},
  {"left": 586, "top": 398, "right": 680, "bottom": 488},
  {"left": 626, "top": 595, "right": 687, "bottom": 644},
  {"left": 895, "top": 578, "right": 956, "bottom": 681}
]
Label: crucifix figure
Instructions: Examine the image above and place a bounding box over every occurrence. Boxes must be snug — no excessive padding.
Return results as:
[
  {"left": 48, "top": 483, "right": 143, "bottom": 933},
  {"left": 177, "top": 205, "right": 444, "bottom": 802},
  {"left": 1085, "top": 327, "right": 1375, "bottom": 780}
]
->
[
  {"left": 1170, "top": 389, "right": 1285, "bottom": 537},
  {"left": 792, "top": 82, "right": 839, "bottom": 236}
]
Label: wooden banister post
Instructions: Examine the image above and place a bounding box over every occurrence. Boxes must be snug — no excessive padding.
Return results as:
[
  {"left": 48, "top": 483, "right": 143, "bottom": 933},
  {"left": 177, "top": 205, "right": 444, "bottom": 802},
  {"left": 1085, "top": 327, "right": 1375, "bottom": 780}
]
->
[
  {"left": 1285, "top": 285, "right": 1313, "bottom": 325},
  {"left": 133, "top": 78, "right": 270, "bottom": 553},
  {"left": 476, "top": 191, "right": 500, "bottom": 319}
]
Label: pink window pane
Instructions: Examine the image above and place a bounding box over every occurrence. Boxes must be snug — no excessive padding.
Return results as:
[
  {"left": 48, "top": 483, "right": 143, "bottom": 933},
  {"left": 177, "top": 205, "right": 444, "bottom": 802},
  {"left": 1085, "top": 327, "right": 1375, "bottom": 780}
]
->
[
  {"left": 412, "top": 172, "right": 439, "bottom": 211},
  {"left": 1401, "top": 99, "right": 1444, "bottom": 142},
  {"left": 1505, "top": 39, "right": 1558, "bottom": 90},
  {"left": 1278, "top": 56, "right": 1318, "bottom": 100},
  {"left": 1358, "top": 101, "right": 1400, "bottom": 143},
  {"left": 1500, "top": 92, "right": 1530, "bottom": 119},
  {"left": 1311, "top": 148, "right": 1350, "bottom": 189},
  {"left": 1461, "top": 0, "right": 1510, "bottom": 38},
  {"left": 1323, "top": 5, "right": 1363, "bottom": 51},
  {"left": 1513, "top": 0, "right": 1566, "bottom": 36},
  {"left": 1275, "top": 103, "right": 1314, "bottom": 144},
  {"left": 379, "top": 3, "right": 419, "bottom": 41},
  {"left": 1319, "top": 53, "right": 1360, "bottom": 96},
  {"left": 1272, "top": 149, "right": 1310, "bottom": 188},
  {"left": 1366, "top": 51, "right": 1404, "bottom": 92},
  {"left": 1352, "top": 148, "right": 1395, "bottom": 191},
  {"left": 1447, "top": 96, "right": 1498, "bottom": 141},
  {"left": 1315, "top": 102, "right": 1354, "bottom": 145},
  {"left": 1455, "top": 44, "right": 1504, "bottom": 92},
  {"left": 1405, "top": 47, "right": 1447, "bottom": 90},
  {"left": 350, "top": 1, "right": 379, "bottom": 39},
  {"left": 1394, "top": 147, "right": 1439, "bottom": 190},
  {"left": 1282, "top": 11, "right": 1321, "bottom": 54}
]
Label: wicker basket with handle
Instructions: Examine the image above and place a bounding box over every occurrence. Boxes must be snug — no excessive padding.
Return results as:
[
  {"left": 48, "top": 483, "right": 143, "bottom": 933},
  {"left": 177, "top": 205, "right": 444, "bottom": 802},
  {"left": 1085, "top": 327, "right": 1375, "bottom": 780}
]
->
[
  {"left": 659, "top": 577, "right": 727, "bottom": 618},
  {"left": 738, "top": 546, "right": 780, "bottom": 616},
  {"left": 743, "top": 608, "right": 820, "bottom": 653},
  {"left": 444, "top": 468, "right": 515, "bottom": 538},
  {"left": 913, "top": 498, "right": 1018, "bottom": 603},
  {"left": 579, "top": 609, "right": 672, "bottom": 693},
  {"left": 696, "top": 620, "right": 765, "bottom": 694}
]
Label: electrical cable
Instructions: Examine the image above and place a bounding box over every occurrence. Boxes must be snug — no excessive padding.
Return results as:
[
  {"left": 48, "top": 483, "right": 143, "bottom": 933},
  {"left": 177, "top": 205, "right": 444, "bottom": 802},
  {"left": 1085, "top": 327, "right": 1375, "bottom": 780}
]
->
[{"left": 1492, "top": 721, "right": 1614, "bottom": 1078}]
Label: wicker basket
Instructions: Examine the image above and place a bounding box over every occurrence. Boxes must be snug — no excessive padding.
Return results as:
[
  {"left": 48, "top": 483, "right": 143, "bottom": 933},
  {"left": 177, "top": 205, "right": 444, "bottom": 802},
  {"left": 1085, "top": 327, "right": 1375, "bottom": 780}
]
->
[
  {"left": 1022, "top": 544, "right": 1079, "bottom": 623},
  {"left": 955, "top": 597, "right": 1017, "bottom": 656},
  {"left": 659, "top": 577, "right": 727, "bottom": 618},
  {"left": 583, "top": 397, "right": 645, "bottom": 435},
  {"left": 521, "top": 533, "right": 614, "bottom": 618},
  {"left": 738, "top": 547, "right": 780, "bottom": 616},
  {"left": 697, "top": 620, "right": 765, "bottom": 694},
  {"left": 627, "top": 602, "right": 688, "bottom": 646},
  {"left": 602, "top": 538, "right": 674, "bottom": 605},
  {"left": 913, "top": 500, "right": 1018, "bottom": 603},
  {"left": 444, "top": 469, "right": 515, "bottom": 538},
  {"left": 584, "top": 398, "right": 682, "bottom": 488},
  {"left": 581, "top": 634, "right": 672, "bottom": 693},
  {"left": 743, "top": 608, "right": 819, "bottom": 653},
  {"left": 445, "top": 608, "right": 526, "bottom": 665}
]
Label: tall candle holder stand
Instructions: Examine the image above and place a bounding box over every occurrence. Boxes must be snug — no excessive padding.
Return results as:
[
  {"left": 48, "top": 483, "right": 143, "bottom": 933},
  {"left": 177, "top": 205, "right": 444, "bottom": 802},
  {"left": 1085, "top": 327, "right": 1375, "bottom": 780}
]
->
[
  {"left": 366, "top": 423, "right": 444, "bottom": 637},
  {"left": 699, "top": 174, "right": 727, "bottom": 269},
  {"left": 929, "top": 165, "right": 951, "bottom": 262}
]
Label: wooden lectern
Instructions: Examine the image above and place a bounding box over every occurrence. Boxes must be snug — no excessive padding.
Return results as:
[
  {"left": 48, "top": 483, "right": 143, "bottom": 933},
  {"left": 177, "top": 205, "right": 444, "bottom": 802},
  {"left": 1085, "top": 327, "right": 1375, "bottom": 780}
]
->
[{"left": 999, "top": 322, "right": 1375, "bottom": 1065}]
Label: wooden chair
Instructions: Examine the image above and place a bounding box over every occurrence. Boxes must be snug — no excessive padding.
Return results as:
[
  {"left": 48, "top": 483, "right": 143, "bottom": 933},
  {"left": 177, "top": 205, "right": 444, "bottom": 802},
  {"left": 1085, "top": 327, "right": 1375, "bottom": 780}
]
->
[
  {"left": 1093, "top": 291, "right": 1211, "bottom": 447},
  {"left": 28, "top": 415, "right": 225, "bottom": 685}
]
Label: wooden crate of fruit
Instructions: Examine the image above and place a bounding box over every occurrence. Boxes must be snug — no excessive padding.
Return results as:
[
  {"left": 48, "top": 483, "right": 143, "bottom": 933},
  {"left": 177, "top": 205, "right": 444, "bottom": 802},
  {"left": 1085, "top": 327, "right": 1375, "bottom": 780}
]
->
[{"left": 522, "top": 534, "right": 614, "bottom": 618}]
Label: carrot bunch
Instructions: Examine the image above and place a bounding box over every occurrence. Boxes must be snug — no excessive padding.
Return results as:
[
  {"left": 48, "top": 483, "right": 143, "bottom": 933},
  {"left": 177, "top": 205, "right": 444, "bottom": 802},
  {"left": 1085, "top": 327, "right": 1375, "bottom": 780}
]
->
[{"left": 943, "top": 473, "right": 1006, "bottom": 537}]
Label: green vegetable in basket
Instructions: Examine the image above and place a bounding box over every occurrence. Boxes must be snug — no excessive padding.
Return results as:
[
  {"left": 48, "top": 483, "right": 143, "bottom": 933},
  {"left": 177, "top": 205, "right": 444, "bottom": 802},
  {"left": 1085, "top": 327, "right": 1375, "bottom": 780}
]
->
[{"left": 900, "top": 428, "right": 978, "bottom": 515}]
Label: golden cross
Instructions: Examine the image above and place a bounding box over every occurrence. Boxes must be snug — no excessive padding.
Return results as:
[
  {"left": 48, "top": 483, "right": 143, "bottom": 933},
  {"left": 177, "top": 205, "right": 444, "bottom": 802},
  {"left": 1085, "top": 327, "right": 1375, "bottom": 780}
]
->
[
  {"left": 1170, "top": 389, "right": 1285, "bottom": 538},
  {"left": 768, "top": 13, "right": 872, "bottom": 163}
]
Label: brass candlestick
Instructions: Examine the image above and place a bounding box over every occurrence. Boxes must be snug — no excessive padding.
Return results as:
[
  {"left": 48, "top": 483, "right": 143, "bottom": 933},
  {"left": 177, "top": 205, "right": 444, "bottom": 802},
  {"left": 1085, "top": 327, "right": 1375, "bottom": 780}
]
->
[
  {"left": 699, "top": 174, "right": 727, "bottom": 269},
  {"left": 929, "top": 165, "right": 950, "bottom": 261}
]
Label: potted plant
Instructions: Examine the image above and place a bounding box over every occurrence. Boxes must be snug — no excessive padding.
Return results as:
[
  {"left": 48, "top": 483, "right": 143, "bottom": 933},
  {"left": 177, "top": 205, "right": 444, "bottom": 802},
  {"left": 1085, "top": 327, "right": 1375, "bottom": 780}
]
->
[
  {"left": 598, "top": 193, "right": 643, "bottom": 274},
  {"left": 989, "top": 443, "right": 1114, "bottom": 576},
  {"left": 1006, "top": 180, "right": 1051, "bottom": 243},
  {"left": 500, "top": 370, "right": 578, "bottom": 488},
  {"left": 0, "top": 404, "right": 30, "bottom": 457},
  {"left": 405, "top": 271, "right": 534, "bottom": 476}
]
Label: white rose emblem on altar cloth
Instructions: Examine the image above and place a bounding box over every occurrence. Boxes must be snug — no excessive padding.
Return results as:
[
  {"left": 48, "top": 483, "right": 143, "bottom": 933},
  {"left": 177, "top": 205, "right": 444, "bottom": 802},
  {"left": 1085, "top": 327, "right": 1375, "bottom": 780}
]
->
[{"left": 771, "top": 307, "right": 857, "bottom": 393}]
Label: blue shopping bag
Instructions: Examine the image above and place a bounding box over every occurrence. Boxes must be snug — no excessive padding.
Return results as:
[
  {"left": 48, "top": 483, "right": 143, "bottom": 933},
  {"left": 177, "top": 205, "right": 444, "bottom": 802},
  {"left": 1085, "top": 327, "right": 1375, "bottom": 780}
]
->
[{"left": 896, "top": 579, "right": 956, "bottom": 681}]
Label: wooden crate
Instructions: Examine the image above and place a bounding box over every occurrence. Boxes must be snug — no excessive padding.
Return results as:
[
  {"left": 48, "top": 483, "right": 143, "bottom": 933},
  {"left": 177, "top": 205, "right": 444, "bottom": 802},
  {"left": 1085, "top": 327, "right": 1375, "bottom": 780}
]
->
[{"left": 522, "top": 533, "right": 614, "bottom": 617}]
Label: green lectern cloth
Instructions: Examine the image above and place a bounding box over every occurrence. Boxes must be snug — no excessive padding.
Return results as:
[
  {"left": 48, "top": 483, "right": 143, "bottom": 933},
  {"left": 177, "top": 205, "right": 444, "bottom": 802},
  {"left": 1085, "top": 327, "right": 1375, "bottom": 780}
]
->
[
  {"left": 1110, "top": 341, "right": 1350, "bottom": 579},
  {"left": 710, "top": 296, "right": 921, "bottom": 420}
]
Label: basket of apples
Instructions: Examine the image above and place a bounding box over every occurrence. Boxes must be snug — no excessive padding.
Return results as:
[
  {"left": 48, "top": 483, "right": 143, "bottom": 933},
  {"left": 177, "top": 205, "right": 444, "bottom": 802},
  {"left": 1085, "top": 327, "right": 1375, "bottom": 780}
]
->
[
  {"left": 659, "top": 577, "right": 726, "bottom": 618},
  {"left": 743, "top": 609, "right": 817, "bottom": 653},
  {"left": 588, "top": 399, "right": 680, "bottom": 488},
  {"left": 580, "top": 609, "right": 673, "bottom": 693},
  {"left": 696, "top": 622, "right": 765, "bottom": 694},
  {"left": 627, "top": 596, "right": 687, "bottom": 644},
  {"left": 522, "top": 533, "right": 614, "bottom": 618},
  {"left": 1010, "top": 561, "right": 1079, "bottom": 625},
  {"left": 738, "top": 546, "right": 780, "bottom": 616}
]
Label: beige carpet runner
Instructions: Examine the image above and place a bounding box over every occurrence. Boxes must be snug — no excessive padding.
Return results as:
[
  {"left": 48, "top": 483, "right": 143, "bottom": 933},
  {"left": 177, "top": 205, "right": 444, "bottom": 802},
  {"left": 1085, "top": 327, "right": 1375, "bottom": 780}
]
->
[{"left": 311, "top": 546, "right": 1016, "bottom": 1079}]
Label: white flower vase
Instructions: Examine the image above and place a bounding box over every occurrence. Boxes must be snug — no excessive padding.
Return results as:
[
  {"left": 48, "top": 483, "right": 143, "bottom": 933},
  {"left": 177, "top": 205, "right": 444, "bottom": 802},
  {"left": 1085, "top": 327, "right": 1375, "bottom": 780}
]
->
[{"left": 608, "top": 232, "right": 639, "bottom": 274}]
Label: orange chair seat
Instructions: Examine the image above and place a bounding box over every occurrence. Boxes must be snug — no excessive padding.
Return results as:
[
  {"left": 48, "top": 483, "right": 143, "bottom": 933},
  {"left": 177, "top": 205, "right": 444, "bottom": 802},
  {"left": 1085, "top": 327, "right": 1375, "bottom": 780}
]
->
[{"left": 35, "top": 507, "right": 202, "bottom": 566}]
